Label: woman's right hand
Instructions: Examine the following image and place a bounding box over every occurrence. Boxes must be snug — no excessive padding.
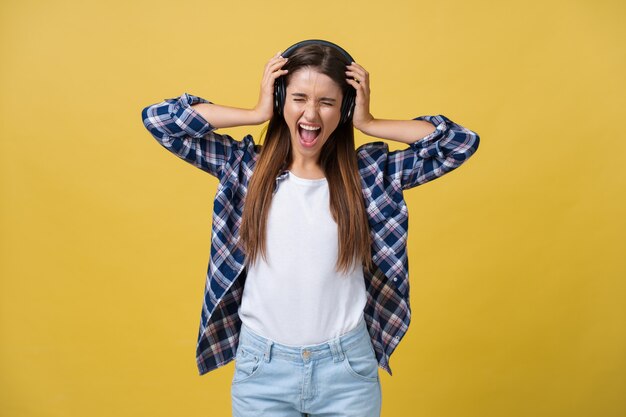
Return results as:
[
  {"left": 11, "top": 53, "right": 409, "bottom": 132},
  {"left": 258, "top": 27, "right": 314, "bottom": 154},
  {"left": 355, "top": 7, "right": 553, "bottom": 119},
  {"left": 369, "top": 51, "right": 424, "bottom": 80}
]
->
[{"left": 252, "top": 51, "right": 289, "bottom": 123}]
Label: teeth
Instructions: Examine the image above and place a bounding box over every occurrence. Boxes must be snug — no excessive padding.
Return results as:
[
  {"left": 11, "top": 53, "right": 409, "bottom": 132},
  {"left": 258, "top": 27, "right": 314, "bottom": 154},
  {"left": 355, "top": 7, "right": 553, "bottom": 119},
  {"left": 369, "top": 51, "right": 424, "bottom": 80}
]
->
[{"left": 299, "top": 124, "right": 321, "bottom": 131}]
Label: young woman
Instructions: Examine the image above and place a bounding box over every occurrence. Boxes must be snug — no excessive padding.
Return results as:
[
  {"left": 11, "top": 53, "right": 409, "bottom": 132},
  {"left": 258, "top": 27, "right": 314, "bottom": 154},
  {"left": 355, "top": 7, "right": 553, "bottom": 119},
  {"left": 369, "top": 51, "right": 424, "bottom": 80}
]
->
[{"left": 141, "top": 39, "right": 480, "bottom": 417}]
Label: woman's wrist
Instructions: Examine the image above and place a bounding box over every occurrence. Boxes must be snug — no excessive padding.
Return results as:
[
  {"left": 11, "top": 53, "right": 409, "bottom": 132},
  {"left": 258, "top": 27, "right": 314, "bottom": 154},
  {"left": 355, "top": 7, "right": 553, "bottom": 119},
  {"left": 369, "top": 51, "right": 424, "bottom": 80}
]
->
[{"left": 249, "top": 108, "right": 271, "bottom": 125}]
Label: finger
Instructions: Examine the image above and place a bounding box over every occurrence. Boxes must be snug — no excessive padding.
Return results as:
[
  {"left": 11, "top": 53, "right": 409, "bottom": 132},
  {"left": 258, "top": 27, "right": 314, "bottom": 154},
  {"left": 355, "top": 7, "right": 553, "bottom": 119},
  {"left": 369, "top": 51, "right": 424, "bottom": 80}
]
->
[
  {"left": 266, "top": 54, "right": 287, "bottom": 68},
  {"left": 272, "top": 69, "right": 289, "bottom": 79},
  {"left": 345, "top": 72, "right": 366, "bottom": 86},
  {"left": 346, "top": 78, "right": 362, "bottom": 89},
  {"left": 347, "top": 76, "right": 361, "bottom": 85},
  {"left": 264, "top": 57, "right": 288, "bottom": 74},
  {"left": 345, "top": 67, "right": 366, "bottom": 81},
  {"left": 267, "top": 63, "right": 288, "bottom": 79},
  {"left": 349, "top": 61, "right": 367, "bottom": 72},
  {"left": 347, "top": 63, "right": 369, "bottom": 79},
  {"left": 266, "top": 64, "right": 289, "bottom": 80},
  {"left": 346, "top": 62, "right": 364, "bottom": 71},
  {"left": 269, "top": 57, "right": 288, "bottom": 68},
  {"left": 345, "top": 70, "right": 363, "bottom": 79},
  {"left": 262, "top": 59, "right": 287, "bottom": 78}
]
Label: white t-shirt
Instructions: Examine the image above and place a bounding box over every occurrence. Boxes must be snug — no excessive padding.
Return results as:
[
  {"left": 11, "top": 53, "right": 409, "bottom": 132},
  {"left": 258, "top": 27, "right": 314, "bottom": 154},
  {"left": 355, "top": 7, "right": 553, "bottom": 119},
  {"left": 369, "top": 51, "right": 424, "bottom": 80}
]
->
[{"left": 239, "top": 170, "right": 367, "bottom": 346}]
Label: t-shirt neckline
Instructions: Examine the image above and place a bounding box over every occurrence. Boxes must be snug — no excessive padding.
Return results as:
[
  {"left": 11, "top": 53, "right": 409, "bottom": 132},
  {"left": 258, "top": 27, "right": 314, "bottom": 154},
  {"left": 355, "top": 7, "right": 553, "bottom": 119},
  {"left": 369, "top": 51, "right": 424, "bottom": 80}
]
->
[{"left": 287, "top": 170, "right": 328, "bottom": 185}]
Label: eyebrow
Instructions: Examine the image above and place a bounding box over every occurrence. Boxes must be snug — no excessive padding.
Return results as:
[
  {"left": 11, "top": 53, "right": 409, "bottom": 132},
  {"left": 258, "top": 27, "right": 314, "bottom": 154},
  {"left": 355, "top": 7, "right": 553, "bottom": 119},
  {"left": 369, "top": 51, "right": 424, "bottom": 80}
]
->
[{"left": 291, "top": 93, "right": 337, "bottom": 102}]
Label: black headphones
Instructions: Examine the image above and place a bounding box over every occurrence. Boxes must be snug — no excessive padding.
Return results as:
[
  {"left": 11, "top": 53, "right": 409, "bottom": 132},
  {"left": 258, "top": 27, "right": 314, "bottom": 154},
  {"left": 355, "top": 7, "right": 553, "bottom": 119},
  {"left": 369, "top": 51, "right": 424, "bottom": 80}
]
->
[{"left": 273, "top": 39, "right": 356, "bottom": 125}]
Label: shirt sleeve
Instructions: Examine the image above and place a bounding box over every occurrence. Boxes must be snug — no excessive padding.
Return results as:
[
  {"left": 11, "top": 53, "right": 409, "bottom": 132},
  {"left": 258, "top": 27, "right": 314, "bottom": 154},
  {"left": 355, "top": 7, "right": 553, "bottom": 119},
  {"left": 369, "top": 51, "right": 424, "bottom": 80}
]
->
[
  {"left": 388, "top": 115, "right": 480, "bottom": 190},
  {"left": 141, "top": 92, "right": 242, "bottom": 180}
]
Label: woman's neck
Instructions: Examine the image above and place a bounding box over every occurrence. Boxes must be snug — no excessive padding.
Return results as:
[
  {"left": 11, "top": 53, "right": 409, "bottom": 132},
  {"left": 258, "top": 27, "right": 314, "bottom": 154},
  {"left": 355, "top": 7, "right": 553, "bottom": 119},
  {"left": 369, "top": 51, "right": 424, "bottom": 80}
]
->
[{"left": 287, "top": 162, "right": 325, "bottom": 180}]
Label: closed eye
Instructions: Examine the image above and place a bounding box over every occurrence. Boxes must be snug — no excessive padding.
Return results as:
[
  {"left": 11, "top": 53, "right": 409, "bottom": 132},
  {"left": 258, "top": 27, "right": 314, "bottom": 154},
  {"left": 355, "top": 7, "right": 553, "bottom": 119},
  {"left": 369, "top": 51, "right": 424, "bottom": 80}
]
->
[{"left": 293, "top": 99, "right": 334, "bottom": 106}]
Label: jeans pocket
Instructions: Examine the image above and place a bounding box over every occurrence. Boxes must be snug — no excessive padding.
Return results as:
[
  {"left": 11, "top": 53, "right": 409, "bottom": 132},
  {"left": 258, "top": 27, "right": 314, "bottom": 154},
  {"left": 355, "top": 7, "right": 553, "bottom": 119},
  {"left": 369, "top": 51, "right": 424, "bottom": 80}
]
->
[
  {"left": 342, "top": 338, "right": 379, "bottom": 382},
  {"left": 232, "top": 346, "right": 265, "bottom": 385}
]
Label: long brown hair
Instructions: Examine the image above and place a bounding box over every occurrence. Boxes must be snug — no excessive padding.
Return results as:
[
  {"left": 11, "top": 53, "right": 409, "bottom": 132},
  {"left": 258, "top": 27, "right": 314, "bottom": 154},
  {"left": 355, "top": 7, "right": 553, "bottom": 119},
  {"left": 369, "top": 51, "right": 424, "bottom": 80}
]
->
[{"left": 240, "top": 43, "right": 373, "bottom": 275}]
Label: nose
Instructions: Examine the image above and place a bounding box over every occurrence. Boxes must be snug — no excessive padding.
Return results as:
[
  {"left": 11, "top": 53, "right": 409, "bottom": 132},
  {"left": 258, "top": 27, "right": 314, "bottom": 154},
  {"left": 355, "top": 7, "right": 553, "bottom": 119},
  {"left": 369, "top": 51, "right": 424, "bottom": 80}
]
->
[{"left": 302, "top": 100, "right": 320, "bottom": 119}]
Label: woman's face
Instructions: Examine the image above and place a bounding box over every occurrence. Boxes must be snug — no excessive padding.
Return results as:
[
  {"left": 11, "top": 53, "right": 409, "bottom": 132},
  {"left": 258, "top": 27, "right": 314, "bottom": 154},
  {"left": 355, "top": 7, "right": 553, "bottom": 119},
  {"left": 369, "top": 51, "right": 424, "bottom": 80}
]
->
[{"left": 283, "top": 67, "right": 343, "bottom": 164}]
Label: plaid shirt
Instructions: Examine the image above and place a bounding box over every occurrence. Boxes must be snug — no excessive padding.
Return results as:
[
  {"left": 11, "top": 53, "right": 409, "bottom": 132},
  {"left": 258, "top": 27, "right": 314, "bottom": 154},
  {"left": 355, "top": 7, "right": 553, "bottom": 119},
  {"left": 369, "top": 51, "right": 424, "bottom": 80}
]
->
[{"left": 141, "top": 92, "right": 480, "bottom": 376}]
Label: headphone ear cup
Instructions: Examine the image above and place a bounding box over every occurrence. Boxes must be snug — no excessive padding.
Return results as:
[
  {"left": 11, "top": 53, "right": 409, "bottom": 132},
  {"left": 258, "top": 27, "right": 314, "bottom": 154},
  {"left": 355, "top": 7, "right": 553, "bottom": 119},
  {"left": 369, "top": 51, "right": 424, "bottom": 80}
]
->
[
  {"left": 340, "top": 95, "right": 348, "bottom": 124},
  {"left": 274, "top": 78, "right": 284, "bottom": 117},
  {"left": 347, "top": 92, "right": 355, "bottom": 123},
  {"left": 341, "top": 90, "right": 356, "bottom": 124},
  {"left": 274, "top": 80, "right": 279, "bottom": 116}
]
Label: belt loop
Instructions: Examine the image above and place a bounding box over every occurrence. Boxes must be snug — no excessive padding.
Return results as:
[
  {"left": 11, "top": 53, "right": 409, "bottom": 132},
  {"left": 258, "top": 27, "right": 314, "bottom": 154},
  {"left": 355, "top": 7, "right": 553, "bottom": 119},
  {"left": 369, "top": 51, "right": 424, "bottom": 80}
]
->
[
  {"left": 264, "top": 340, "right": 273, "bottom": 363},
  {"left": 329, "top": 337, "right": 344, "bottom": 362}
]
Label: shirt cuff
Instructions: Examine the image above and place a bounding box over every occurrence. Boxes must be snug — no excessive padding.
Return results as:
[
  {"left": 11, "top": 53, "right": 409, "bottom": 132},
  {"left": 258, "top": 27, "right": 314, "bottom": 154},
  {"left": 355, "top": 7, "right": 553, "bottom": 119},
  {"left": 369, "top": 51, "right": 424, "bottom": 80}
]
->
[
  {"left": 170, "top": 92, "right": 216, "bottom": 138},
  {"left": 410, "top": 115, "right": 448, "bottom": 159}
]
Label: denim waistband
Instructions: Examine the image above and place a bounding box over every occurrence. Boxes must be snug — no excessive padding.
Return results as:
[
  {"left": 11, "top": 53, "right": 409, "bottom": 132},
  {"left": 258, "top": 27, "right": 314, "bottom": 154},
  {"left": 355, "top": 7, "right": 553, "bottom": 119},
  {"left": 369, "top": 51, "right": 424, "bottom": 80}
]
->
[{"left": 238, "top": 315, "right": 370, "bottom": 364}]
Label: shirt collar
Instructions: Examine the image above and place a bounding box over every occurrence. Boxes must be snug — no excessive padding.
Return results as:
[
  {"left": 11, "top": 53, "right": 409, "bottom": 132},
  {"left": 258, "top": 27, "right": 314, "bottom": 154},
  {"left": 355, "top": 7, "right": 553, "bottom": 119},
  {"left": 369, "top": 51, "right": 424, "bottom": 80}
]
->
[
  {"left": 276, "top": 160, "right": 290, "bottom": 181},
  {"left": 276, "top": 169, "right": 290, "bottom": 179},
  {"left": 274, "top": 168, "right": 290, "bottom": 194}
]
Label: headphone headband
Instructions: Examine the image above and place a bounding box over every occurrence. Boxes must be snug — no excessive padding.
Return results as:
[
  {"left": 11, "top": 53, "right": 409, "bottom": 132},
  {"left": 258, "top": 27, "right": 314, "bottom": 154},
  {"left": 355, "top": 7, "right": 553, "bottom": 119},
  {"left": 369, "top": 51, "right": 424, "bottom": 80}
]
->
[
  {"left": 281, "top": 39, "right": 354, "bottom": 63},
  {"left": 273, "top": 39, "right": 356, "bottom": 125}
]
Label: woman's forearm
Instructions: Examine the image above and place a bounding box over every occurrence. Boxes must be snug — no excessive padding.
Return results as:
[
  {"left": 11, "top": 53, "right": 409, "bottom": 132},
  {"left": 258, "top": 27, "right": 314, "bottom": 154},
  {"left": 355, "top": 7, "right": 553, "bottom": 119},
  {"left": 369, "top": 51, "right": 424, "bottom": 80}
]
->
[
  {"left": 190, "top": 103, "right": 264, "bottom": 129},
  {"left": 357, "top": 118, "right": 437, "bottom": 144}
]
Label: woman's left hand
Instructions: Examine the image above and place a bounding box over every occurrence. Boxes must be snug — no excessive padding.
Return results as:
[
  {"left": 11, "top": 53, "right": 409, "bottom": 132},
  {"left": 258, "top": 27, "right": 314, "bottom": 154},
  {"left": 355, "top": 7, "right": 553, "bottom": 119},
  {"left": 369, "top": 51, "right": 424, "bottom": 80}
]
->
[{"left": 345, "top": 62, "right": 375, "bottom": 131}]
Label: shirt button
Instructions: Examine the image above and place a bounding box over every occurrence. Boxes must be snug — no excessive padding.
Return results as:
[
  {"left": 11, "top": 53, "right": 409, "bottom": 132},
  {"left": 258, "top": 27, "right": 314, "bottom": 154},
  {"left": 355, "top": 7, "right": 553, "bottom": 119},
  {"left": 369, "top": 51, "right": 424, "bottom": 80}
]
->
[{"left": 393, "top": 277, "right": 397, "bottom": 282}]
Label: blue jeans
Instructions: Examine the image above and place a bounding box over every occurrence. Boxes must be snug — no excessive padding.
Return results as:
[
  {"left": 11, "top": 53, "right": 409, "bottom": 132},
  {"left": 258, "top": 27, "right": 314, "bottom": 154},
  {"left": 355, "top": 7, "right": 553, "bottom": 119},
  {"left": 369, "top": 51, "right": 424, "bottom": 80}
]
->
[{"left": 231, "top": 315, "right": 382, "bottom": 417}]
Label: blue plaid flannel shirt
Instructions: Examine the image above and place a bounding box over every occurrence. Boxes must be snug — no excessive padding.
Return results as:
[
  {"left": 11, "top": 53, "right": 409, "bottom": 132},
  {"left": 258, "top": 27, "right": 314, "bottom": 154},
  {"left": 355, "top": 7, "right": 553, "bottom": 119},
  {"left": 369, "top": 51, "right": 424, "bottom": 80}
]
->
[{"left": 141, "top": 92, "right": 480, "bottom": 376}]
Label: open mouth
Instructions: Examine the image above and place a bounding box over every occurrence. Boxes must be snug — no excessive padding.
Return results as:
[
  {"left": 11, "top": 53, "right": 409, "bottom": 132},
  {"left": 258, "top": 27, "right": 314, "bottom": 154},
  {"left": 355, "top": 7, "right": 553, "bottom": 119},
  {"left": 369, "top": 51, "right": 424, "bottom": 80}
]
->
[{"left": 297, "top": 123, "right": 321, "bottom": 147}]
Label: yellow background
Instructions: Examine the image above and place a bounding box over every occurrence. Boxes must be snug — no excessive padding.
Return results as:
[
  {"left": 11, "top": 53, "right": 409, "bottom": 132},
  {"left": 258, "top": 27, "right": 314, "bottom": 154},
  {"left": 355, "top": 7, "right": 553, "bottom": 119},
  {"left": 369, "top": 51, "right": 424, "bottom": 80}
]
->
[{"left": 1, "top": 0, "right": 624, "bottom": 416}]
